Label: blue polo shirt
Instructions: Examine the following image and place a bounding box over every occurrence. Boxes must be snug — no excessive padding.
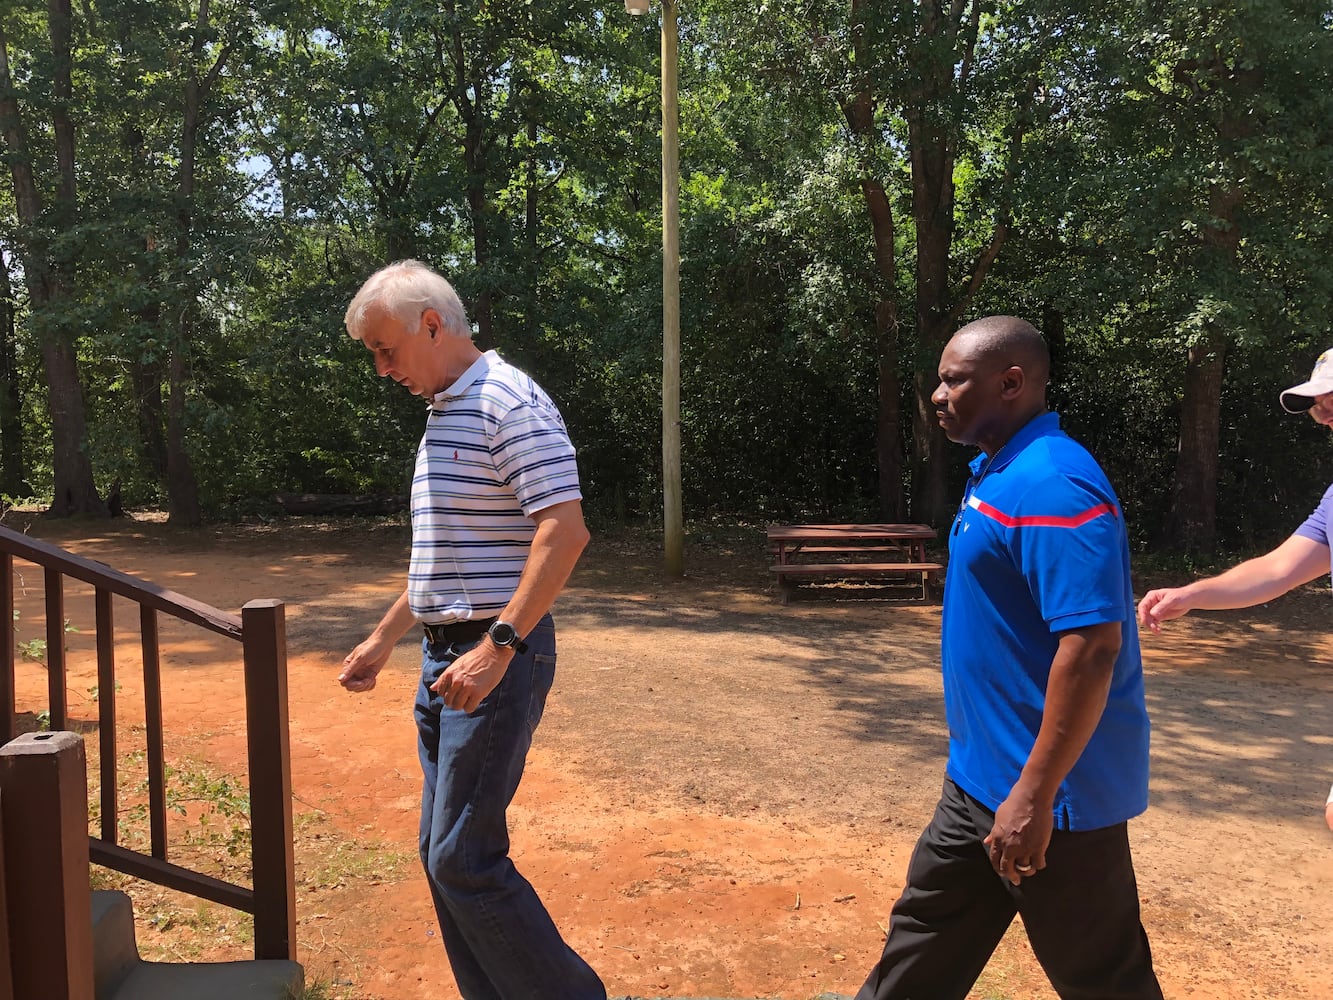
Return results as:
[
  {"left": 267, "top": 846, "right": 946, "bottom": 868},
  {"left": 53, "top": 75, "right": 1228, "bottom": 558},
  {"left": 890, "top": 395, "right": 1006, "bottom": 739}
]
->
[{"left": 942, "top": 411, "right": 1150, "bottom": 831}]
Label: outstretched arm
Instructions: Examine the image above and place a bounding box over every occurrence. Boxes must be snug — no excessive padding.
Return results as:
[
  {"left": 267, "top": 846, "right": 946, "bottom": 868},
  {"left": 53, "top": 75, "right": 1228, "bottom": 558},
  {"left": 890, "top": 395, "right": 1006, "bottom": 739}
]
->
[{"left": 1137, "top": 535, "right": 1329, "bottom": 633}]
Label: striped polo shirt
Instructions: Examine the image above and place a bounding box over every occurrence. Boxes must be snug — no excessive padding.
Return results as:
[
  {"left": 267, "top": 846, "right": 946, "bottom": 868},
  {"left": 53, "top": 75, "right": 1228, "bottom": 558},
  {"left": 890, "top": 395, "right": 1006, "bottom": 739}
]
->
[
  {"left": 942, "top": 411, "right": 1150, "bottom": 831},
  {"left": 408, "top": 350, "right": 582, "bottom": 622}
]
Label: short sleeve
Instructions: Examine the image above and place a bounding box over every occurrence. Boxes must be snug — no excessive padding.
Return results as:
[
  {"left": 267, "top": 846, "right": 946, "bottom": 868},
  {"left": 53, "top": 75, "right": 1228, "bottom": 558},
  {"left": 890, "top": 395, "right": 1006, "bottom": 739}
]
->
[
  {"left": 490, "top": 402, "right": 583, "bottom": 516},
  {"left": 1008, "top": 474, "right": 1129, "bottom": 633},
  {"left": 1292, "top": 484, "right": 1333, "bottom": 549}
]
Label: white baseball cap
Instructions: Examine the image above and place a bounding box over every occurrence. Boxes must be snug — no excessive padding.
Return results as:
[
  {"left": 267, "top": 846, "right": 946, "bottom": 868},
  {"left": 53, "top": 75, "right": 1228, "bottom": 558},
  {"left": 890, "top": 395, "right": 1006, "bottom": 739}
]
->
[{"left": 1279, "top": 348, "right": 1333, "bottom": 413}]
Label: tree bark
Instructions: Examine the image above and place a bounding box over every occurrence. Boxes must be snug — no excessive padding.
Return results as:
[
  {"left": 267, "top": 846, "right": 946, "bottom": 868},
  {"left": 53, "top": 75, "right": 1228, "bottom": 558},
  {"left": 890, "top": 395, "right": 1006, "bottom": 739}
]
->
[
  {"left": 1166, "top": 335, "right": 1228, "bottom": 552},
  {"left": 159, "top": 2, "right": 230, "bottom": 527},
  {"left": 129, "top": 354, "right": 168, "bottom": 480},
  {"left": 1162, "top": 57, "right": 1253, "bottom": 553},
  {"left": 905, "top": 0, "right": 980, "bottom": 528},
  {"left": 842, "top": 0, "right": 905, "bottom": 520},
  {"left": 0, "top": 9, "right": 106, "bottom": 517},
  {"left": 0, "top": 252, "right": 29, "bottom": 497},
  {"left": 117, "top": 27, "right": 169, "bottom": 486},
  {"left": 465, "top": 131, "right": 493, "bottom": 347},
  {"left": 908, "top": 116, "right": 956, "bottom": 528},
  {"left": 524, "top": 103, "right": 539, "bottom": 345},
  {"left": 164, "top": 349, "right": 201, "bottom": 524}
]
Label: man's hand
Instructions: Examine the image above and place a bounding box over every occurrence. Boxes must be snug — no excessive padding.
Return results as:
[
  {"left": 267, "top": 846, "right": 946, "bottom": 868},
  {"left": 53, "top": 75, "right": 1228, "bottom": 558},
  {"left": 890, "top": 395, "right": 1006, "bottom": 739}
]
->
[
  {"left": 1137, "top": 588, "right": 1192, "bottom": 634},
  {"left": 431, "top": 639, "right": 513, "bottom": 713},
  {"left": 984, "top": 784, "right": 1054, "bottom": 885},
  {"left": 339, "top": 635, "right": 393, "bottom": 693}
]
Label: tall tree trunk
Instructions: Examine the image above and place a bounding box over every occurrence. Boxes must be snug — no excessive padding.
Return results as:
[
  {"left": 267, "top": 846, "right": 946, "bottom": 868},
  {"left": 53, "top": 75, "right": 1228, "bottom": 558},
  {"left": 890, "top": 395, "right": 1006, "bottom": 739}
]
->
[
  {"left": 842, "top": 0, "right": 904, "bottom": 520},
  {"left": 446, "top": 9, "right": 494, "bottom": 348},
  {"left": 159, "top": 5, "right": 229, "bottom": 528},
  {"left": 41, "top": 340, "right": 105, "bottom": 515},
  {"left": 1163, "top": 70, "right": 1250, "bottom": 554},
  {"left": 130, "top": 353, "right": 168, "bottom": 481},
  {"left": 907, "top": 110, "right": 958, "bottom": 527},
  {"left": 164, "top": 349, "right": 200, "bottom": 523},
  {"left": 875, "top": 297, "right": 904, "bottom": 521},
  {"left": 524, "top": 108, "right": 539, "bottom": 346},
  {"left": 0, "top": 253, "right": 29, "bottom": 497},
  {"left": 1166, "top": 335, "right": 1228, "bottom": 551},
  {"left": 466, "top": 164, "right": 493, "bottom": 349},
  {"left": 0, "top": 10, "right": 106, "bottom": 517},
  {"left": 118, "top": 36, "right": 169, "bottom": 487},
  {"left": 904, "top": 0, "right": 982, "bottom": 528}
]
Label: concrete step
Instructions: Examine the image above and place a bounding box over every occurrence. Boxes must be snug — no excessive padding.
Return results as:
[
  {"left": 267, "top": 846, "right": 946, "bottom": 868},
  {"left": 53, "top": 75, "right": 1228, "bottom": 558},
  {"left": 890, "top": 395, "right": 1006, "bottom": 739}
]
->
[{"left": 92, "top": 890, "right": 303, "bottom": 1000}]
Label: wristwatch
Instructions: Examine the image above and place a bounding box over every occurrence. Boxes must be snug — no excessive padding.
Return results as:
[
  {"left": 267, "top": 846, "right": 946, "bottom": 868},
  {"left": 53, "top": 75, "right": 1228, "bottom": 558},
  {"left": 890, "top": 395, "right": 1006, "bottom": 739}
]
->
[{"left": 486, "top": 620, "right": 528, "bottom": 654}]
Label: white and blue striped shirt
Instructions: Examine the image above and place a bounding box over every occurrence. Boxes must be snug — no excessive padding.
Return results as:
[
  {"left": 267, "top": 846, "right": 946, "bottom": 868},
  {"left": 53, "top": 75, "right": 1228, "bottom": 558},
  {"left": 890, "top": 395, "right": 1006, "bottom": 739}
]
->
[{"left": 408, "top": 350, "right": 583, "bottom": 622}]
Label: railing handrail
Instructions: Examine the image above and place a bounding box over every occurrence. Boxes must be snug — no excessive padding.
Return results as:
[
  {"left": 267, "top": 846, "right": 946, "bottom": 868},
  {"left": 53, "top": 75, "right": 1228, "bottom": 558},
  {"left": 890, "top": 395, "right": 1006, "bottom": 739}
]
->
[
  {"left": 0, "top": 522, "right": 296, "bottom": 963},
  {"left": 0, "top": 526, "right": 241, "bottom": 640}
]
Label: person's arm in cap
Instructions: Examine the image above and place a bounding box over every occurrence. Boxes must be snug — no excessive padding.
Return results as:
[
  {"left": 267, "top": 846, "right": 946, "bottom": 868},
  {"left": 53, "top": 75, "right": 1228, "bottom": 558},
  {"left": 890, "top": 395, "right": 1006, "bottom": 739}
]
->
[{"left": 1137, "top": 535, "right": 1328, "bottom": 633}]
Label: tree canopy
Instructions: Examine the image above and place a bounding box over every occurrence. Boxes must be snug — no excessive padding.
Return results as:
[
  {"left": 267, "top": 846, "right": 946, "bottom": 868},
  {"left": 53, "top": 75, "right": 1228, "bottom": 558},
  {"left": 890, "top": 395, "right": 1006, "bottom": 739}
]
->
[{"left": 2, "top": 0, "right": 1331, "bottom": 552}]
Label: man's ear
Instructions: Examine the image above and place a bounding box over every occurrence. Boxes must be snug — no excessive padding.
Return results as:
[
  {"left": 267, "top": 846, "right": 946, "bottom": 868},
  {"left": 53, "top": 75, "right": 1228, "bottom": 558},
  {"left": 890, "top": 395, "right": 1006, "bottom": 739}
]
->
[{"left": 998, "top": 365, "right": 1025, "bottom": 400}]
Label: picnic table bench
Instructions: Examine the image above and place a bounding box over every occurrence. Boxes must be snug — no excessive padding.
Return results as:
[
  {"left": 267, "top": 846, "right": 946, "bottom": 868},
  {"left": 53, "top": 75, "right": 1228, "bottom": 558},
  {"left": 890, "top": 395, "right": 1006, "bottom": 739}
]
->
[{"left": 767, "top": 523, "right": 943, "bottom": 603}]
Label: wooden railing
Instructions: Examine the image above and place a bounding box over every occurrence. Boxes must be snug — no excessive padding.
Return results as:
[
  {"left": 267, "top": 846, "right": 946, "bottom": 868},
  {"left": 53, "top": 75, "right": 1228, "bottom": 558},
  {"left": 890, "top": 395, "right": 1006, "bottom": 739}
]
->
[{"left": 0, "top": 524, "right": 297, "bottom": 962}]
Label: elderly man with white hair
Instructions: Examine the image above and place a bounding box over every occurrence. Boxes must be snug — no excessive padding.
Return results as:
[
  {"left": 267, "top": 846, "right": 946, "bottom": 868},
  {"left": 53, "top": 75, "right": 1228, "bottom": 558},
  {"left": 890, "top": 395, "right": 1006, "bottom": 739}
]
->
[{"left": 338, "top": 260, "right": 606, "bottom": 999}]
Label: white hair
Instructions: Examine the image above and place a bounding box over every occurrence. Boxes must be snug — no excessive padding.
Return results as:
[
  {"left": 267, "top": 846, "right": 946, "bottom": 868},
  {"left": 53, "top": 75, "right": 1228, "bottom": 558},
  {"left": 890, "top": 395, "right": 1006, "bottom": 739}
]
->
[{"left": 343, "top": 259, "right": 472, "bottom": 340}]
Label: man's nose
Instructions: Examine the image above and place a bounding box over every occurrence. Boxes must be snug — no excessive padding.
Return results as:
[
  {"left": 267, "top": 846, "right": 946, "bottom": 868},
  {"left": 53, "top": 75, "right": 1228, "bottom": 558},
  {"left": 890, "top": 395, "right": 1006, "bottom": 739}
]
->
[{"left": 374, "top": 355, "right": 390, "bottom": 377}]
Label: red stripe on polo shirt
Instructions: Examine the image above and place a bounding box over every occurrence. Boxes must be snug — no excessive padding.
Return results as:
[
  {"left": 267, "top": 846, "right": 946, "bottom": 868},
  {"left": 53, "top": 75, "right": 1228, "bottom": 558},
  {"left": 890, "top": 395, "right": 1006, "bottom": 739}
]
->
[{"left": 969, "top": 496, "right": 1118, "bottom": 528}]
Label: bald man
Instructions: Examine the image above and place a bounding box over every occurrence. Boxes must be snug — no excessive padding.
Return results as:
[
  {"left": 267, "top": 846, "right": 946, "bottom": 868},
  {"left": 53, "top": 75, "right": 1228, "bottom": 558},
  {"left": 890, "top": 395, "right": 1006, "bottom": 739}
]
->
[{"left": 854, "top": 317, "right": 1162, "bottom": 999}]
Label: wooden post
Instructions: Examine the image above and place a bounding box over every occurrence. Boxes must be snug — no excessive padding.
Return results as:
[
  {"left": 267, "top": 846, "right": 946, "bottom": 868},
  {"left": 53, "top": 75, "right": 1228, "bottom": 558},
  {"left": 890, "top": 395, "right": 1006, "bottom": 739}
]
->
[
  {"left": 138, "top": 606, "right": 167, "bottom": 860},
  {"left": 241, "top": 600, "right": 296, "bottom": 961},
  {"left": 45, "top": 568, "right": 67, "bottom": 730},
  {"left": 94, "top": 588, "right": 117, "bottom": 843},
  {"left": 661, "top": 0, "right": 683, "bottom": 577},
  {"left": 0, "top": 731, "right": 94, "bottom": 1000},
  {"left": 0, "top": 790, "right": 14, "bottom": 1000},
  {"left": 0, "top": 553, "right": 13, "bottom": 745}
]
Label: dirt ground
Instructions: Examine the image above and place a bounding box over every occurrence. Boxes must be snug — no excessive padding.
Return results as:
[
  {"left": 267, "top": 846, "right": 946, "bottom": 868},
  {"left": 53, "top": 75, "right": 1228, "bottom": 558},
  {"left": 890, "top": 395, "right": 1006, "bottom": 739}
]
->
[{"left": 7, "top": 513, "right": 1333, "bottom": 1000}]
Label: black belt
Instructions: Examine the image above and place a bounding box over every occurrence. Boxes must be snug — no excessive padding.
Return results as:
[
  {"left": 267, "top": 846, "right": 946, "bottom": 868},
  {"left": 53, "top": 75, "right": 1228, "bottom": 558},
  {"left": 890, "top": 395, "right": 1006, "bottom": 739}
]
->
[{"left": 422, "top": 618, "right": 496, "bottom": 646}]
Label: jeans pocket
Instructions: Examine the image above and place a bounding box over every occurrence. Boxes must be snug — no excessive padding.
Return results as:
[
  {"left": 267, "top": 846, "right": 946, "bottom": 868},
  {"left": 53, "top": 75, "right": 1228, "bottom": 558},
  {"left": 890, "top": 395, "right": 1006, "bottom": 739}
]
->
[{"left": 527, "top": 652, "right": 556, "bottom": 735}]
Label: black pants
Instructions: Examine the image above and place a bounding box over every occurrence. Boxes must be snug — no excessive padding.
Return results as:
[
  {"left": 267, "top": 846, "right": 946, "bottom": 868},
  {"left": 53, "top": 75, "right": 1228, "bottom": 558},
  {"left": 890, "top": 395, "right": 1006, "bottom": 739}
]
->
[{"left": 855, "top": 778, "right": 1163, "bottom": 1000}]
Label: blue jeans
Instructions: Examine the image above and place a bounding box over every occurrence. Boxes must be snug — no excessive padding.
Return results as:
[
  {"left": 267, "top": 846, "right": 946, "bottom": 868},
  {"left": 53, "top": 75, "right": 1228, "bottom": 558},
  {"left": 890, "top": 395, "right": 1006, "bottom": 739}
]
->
[{"left": 414, "top": 615, "right": 606, "bottom": 1000}]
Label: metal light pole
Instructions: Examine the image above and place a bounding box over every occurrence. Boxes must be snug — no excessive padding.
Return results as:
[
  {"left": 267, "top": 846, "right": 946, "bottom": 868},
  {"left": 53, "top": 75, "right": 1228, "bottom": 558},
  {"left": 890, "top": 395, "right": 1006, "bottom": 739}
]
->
[{"left": 626, "top": 0, "right": 684, "bottom": 578}]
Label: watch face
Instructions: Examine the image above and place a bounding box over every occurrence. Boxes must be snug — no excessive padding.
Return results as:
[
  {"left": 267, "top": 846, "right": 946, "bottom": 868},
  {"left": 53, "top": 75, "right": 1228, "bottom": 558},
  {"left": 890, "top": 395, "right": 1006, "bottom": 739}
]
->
[{"left": 488, "top": 622, "right": 517, "bottom": 646}]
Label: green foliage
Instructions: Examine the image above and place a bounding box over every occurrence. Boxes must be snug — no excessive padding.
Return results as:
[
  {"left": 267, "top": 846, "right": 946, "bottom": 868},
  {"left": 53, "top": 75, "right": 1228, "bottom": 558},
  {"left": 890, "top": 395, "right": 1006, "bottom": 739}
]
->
[
  {"left": 12, "top": 615, "right": 78, "bottom": 665},
  {"left": 1, "top": 0, "right": 1330, "bottom": 547},
  {"left": 118, "top": 755, "right": 252, "bottom": 860},
  {"left": 17, "top": 637, "right": 45, "bottom": 662}
]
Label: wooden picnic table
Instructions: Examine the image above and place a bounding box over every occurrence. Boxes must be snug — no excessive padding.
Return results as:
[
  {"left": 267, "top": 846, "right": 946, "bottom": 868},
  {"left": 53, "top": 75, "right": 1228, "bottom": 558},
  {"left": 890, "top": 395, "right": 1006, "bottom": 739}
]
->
[{"left": 766, "top": 523, "right": 943, "bottom": 602}]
